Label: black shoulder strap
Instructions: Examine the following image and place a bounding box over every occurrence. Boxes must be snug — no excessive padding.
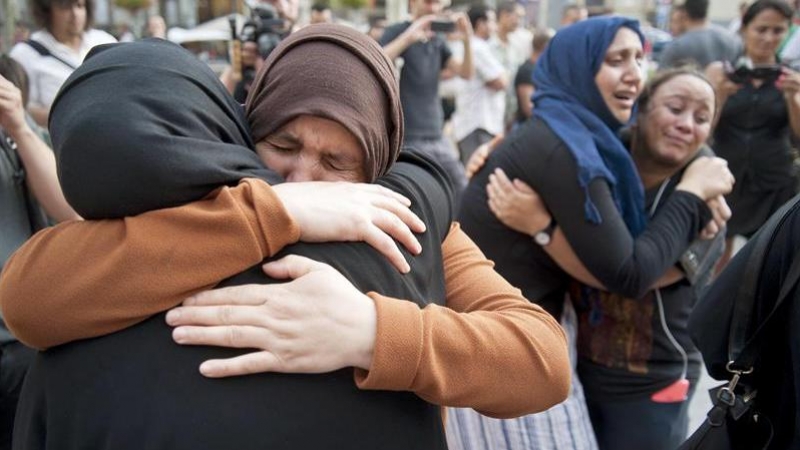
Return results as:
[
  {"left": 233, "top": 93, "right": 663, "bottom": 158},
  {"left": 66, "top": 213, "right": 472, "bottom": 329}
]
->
[
  {"left": 728, "top": 196, "right": 800, "bottom": 370},
  {"left": 25, "top": 39, "right": 78, "bottom": 70}
]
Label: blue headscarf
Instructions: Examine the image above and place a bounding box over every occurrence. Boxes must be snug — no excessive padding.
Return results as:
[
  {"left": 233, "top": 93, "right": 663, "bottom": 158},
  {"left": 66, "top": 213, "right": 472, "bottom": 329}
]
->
[{"left": 532, "top": 16, "right": 646, "bottom": 236}]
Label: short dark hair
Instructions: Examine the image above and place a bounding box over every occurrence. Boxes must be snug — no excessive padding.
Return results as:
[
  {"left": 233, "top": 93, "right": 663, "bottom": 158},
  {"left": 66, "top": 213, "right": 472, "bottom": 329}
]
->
[
  {"left": 30, "top": 0, "right": 94, "bottom": 31},
  {"left": 742, "top": 0, "right": 793, "bottom": 28},
  {"left": 532, "top": 29, "right": 553, "bottom": 53},
  {"left": 0, "top": 55, "right": 29, "bottom": 107},
  {"left": 683, "top": 0, "right": 709, "bottom": 21},
  {"left": 311, "top": 2, "right": 329, "bottom": 12},
  {"left": 496, "top": 1, "right": 517, "bottom": 17},
  {"left": 468, "top": 5, "right": 490, "bottom": 30}
]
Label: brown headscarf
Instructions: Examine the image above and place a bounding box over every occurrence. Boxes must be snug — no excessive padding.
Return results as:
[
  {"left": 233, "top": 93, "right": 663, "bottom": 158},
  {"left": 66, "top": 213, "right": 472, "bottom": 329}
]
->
[{"left": 245, "top": 23, "right": 403, "bottom": 182}]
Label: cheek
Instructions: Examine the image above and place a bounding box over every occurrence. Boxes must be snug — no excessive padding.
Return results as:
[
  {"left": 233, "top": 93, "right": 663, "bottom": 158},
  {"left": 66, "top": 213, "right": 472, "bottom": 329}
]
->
[{"left": 258, "top": 151, "right": 292, "bottom": 177}]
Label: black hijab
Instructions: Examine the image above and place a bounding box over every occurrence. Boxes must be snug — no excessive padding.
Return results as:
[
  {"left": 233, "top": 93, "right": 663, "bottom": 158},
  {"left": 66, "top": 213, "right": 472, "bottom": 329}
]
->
[{"left": 49, "top": 39, "right": 278, "bottom": 220}]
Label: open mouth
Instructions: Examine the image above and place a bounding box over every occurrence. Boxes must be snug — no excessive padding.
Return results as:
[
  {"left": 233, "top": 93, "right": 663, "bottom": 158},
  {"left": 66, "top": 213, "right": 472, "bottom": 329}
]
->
[{"left": 613, "top": 91, "right": 637, "bottom": 107}]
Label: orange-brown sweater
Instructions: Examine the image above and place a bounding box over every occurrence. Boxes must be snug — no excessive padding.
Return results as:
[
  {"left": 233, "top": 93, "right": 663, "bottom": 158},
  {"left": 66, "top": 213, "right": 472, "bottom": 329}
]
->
[{"left": 0, "top": 178, "right": 570, "bottom": 418}]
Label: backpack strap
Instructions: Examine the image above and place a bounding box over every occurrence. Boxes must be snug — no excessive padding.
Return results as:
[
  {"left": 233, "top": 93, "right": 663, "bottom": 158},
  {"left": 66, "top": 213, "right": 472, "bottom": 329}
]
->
[
  {"left": 25, "top": 39, "right": 78, "bottom": 70},
  {"left": 728, "top": 196, "right": 800, "bottom": 372}
]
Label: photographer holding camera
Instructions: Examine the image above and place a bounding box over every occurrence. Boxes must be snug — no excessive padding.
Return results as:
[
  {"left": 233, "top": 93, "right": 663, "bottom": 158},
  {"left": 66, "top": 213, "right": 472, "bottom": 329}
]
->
[
  {"left": 705, "top": 0, "right": 800, "bottom": 270},
  {"left": 380, "top": 0, "right": 474, "bottom": 194},
  {"left": 221, "top": 3, "right": 287, "bottom": 103}
]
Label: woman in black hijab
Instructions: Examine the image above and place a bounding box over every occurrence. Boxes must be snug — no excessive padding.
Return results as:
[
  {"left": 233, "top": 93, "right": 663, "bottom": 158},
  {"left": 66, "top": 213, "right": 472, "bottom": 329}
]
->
[{"left": 5, "top": 30, "right": 569, "bottom": 450}]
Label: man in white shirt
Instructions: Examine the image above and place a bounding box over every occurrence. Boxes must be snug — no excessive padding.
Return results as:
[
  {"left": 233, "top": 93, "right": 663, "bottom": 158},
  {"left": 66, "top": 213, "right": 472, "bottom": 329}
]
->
[
  {"left": 451, "top": 5, "right": 506, "bottom": 164},
  {"left": 10, "top": 0, "right": 116, "bottom": 127},
  {"left": 490, "top": 2, "right": 530, "bottom": 128}
]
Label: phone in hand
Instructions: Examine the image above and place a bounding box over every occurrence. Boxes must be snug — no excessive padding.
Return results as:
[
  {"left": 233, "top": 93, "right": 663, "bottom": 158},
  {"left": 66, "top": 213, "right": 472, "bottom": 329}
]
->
[{"left": 430, "top": 20, "right": 455, "bottom": 33}]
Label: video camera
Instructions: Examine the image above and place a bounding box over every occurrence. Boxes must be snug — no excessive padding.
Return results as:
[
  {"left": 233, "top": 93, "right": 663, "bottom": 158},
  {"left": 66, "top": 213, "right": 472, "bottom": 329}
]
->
[
  {"left": 239, "top": 3, "right": 286, "bottom": 60},
  {"left": 725, "top": 57, "right": 784, "bottom": 84}
]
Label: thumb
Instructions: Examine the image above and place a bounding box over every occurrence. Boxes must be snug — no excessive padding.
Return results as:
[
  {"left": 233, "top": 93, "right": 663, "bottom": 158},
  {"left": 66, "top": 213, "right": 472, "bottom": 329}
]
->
[{"left": 262, "top": 255, "right": 326, "bottom": 280}]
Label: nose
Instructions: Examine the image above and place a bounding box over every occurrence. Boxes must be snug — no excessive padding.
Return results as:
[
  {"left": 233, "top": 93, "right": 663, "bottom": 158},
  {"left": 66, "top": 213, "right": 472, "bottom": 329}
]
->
[
  {"left": 674, "top": 112, "right": 693, "bottom": 133},
  {"left": 622, "top": 60, "right": 643, "bottom": 86},
  {"left": 284, "top": 158, "right": 317, "bottom": 182}
]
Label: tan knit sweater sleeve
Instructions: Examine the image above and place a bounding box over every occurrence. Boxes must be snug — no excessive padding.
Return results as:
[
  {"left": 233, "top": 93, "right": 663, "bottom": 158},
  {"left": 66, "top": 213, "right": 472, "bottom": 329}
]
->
[
  {"left": 355, "top": 223, "right": 571, "bottom": 419},
  {"left": 0, "top": 178, "right": 300, "bottom": 349}
]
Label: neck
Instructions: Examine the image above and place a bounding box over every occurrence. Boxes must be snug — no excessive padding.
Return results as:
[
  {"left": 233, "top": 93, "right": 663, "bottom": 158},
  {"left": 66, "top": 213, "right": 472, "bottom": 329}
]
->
[
  {"left": 52, "top": 30, "right": 83, "bottom": 50},
  {"left": 684, "top": 18, "right": 707, "bottom": 32},
  {"left": 631, "top": 133, "right": 673, "bottom": 189},
  {"left": 497, "top": 28, "right": 510, "bottom": 41},
  {"left": 748, "top": 52, "right": 777, "bottom": 65}
]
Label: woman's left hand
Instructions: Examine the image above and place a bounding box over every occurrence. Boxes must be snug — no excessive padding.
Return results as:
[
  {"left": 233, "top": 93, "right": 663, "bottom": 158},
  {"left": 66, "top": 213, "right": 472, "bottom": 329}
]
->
[
  {"left": 776, "top": 67, "right": 800, "bottom": 100},
  {"left": 166, "top": 255, "right": 377, "bottom": 377},
  {"left": 486, "top": 168, "right": 551, "bottom": 236}
]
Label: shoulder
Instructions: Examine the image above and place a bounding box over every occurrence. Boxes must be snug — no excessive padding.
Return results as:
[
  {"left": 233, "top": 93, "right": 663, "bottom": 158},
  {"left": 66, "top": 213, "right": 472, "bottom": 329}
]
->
[
  {"left": 380, "top": 22, "right": 409, "bottom": 43},
  {"left": 85, "top": 29, "right": 118, "bottom": 45},
  {"left": 9, "top": 41, "right": 39, "bottom": 62}
]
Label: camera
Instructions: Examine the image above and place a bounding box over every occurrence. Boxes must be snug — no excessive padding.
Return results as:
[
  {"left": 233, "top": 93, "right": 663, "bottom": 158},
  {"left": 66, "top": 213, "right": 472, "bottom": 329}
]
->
[
  {"left": 430, "top": 20, "right": 455, "bottom": 33},
  {"left": 725, "top": 57, "right": 783, "bottom": 84},
  {"left": 239, "top": 3, "right": 286, "bottom": 60}
]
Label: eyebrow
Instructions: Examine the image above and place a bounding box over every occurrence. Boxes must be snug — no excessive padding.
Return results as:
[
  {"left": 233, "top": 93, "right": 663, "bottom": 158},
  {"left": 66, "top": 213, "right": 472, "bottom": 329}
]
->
[
  {"left": 269, "top": 130, "right": 302, "bottom": 146},
  {"left": 662, "top": 94, "right": 712, "bottom": 107}
]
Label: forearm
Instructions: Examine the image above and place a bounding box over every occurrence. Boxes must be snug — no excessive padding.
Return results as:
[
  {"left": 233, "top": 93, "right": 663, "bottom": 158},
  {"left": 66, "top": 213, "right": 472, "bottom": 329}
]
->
[
  {"left": 27, "top": 105, "right": 48, "bottom": 128},
  {"left": 0, "top": 178, "right": 299, "bottom": 349},
  {"left": 11, "top": 125, "right": 79, "bottom": 222},
  {"left": 785, "top": 93, "right": 800, "bottom": 138},
  {"left": 457, "top": 36, "right": 474, "bottom": 80},
  {"left": 382, "top": 33, "right": 413, "bottom": 61},
  {"left": 355, "top": 224, "right": 570, "bottom": 418}
]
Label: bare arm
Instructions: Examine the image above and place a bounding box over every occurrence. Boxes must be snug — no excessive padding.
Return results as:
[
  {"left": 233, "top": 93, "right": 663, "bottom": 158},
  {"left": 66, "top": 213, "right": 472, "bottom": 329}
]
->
[{"left": 0, "top": 74, "right": 78, "bottom": 222}]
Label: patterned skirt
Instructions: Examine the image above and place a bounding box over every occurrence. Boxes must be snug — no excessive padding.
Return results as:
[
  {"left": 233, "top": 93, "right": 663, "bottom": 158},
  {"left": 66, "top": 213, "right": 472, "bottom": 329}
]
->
[{"left": 445, "top": 300, "right": 598, "bottom": 450}]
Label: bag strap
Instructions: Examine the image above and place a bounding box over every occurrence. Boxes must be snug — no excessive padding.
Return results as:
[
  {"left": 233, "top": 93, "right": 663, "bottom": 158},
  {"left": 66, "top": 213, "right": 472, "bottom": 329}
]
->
[
  {"left": 728, "top": 196, "right": 800, "bottom": 371},
  {"left": 25, "top": 39, "right": 78, "bottom": 70}
]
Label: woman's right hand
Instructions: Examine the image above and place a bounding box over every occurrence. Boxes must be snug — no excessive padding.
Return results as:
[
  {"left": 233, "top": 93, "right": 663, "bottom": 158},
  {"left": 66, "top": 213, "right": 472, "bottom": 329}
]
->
[
  {"left": 705, "top": 61, "right": 743, "bottom": 102},
  {"left": 486, "top": 168, "right": 552, "bottom": 235},
  {"left": 272, "top": 182, "right": 426, "bottom": 273},
  {"left": 676, "top": 156, "right": 735, "bottom": 201}
]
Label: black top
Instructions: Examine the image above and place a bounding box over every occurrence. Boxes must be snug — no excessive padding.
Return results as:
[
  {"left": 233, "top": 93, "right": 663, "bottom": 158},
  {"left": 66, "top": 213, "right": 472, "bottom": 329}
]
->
[
  {"left": 712, "top": 78, "right": 799, "bottom": 235},
  {"left": 573, "top": 158, "right": 722, "bottom": 400},
  {"left": 379, "top": 22, "right": 451, "bottom": 140},
  {"left": 12, "top": 153, "right": 456, "bottom": 450},
  {"left": 690, "top": 194, "right": 800, "bottom": 450},
  {"left": 458, "top": 118, "right": 712, "bottom": 319}
]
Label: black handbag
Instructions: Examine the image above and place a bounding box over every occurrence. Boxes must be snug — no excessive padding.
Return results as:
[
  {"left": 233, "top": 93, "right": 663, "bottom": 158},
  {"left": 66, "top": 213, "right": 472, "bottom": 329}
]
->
[{"left": 679, "top": 200, "right": 800, "bottom": 450}]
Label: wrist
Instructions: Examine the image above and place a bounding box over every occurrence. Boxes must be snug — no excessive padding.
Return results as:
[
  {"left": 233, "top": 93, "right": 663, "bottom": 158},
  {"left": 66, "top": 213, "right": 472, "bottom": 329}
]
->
[
  {"left": 675, "top": 182, "right": 704, "bottom": 200},
  {"left": 532, "top": 217, "right": 556, "bottom": 246},
  {"left": 351, "top": 294, "right": 377, "bottom": 370}
]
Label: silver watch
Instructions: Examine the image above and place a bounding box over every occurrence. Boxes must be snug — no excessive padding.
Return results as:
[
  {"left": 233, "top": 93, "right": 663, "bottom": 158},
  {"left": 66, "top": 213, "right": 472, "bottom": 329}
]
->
[{"left": 533, "top": 219, "right": 557, "bottom": 246}]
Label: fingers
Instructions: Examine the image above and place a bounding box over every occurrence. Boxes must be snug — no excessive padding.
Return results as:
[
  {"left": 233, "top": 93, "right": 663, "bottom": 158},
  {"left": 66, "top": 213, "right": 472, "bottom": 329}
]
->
[
  {"left": 371, "top": 194, "right": 426, "bottom": 233},
  {"left": 262, "top": 254, "right": 326, "bottom": 280},
  {"left": 172, "top": 324, "right": 269, "bottom": 349},
  {"left": 183, "top": 284, "right": 270, "bottom": 306},
  {"left": 198, "top": 352, "right": 280, "bottom": 378},
  {"left": 168, "top": 304, "right": 267, "bottom": 328},
  {"left": 512, "top": 178, "right": 536, "bottom": 194},
  {"left": 465, "top": 145, "right": 489, "bottom": 179}
]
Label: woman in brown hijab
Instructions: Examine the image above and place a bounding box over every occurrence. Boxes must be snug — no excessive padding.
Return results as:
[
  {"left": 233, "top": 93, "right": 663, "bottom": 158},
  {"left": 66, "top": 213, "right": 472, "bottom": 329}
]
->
[{"left": 3, "top": 26, "right": 569, "bottom": 450}]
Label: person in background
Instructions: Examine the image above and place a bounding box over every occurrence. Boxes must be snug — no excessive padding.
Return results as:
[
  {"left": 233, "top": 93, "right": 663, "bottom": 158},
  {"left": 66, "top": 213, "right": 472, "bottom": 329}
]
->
[
  {"left": 658, "top": 0, "right": 740, "bottom": 69},
  {"left": 0, "top": 54, "right": 78, "bottom": 450},
  {"left": 380, "top": 0, "right": 474, "bottom": 194},
  {"left": 144, "top": 15, "right": 167, "bottom": 39},
  {"left": 309, "top": 3, "right": 333, "bottom": 25},
  {"left": 9, "top": 0, "right": 116, "bottom": 127},
  {"left": 451, "top": 5, "right": 506, "bottom": 164},
  {"left": 513, "top": 28, "right": 553, "bottom": 126},
  {"left": 367, "top": 14, "right": 387, "bottom": 41},
  {"left": 727, "top": 1, "right": 750, "bottom": 34},
  {"left": 705, "top": 0, "right": 800, "bottom": 270},
  {"left": 490, "top": 1, "right": 531, "bottom": 128},
  {"left": 560, "top": 3, "right": 588, "bottom": 28},
  {"left": 669, "top": 4, "right": 688, "bottom": 38}
]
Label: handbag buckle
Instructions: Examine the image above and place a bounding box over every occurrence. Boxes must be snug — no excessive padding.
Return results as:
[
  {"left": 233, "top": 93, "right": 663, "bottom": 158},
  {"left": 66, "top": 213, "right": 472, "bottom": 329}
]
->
[{"left": 718, "top": 362, "right": 754, "bottom": 407}]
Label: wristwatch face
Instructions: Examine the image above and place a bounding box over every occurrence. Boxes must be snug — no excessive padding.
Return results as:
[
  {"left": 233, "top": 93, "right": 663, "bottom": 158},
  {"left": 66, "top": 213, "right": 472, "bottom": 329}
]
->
[{"left": 534, "top": 231, "right": 551, "bottom": 246}]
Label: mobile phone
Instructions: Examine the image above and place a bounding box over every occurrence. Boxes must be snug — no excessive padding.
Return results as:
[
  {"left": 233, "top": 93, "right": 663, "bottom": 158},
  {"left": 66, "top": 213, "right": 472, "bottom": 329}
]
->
[{"left": 430, "top": 20, "right": 455, "bottom": 33}]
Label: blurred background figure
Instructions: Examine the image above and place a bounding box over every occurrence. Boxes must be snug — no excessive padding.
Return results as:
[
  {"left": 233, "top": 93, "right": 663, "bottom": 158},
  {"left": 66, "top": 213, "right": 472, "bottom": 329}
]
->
[
  {"left": 491, "top": 1, "right": 531, "bottom": 129},
  {"left": 560, "top": 3, "right": 588, "bottom": 28},
  {"left": 658, "top": 0, "right": 740, "bottom": 69},
  {"left": 309, "top": 2, "right": 332, "bottom": 24},
  {"left": 669, "top": 4, "right": 688, "bottom": 37},
  {"left": 0, "top": 53, "right": 78, "bottom": 450},
  {"left": 8, "top": 0, "right": 116, "bottom": 127},
  {"left": 367, "top": 14, "right": 387, "bottom": 41},
  {"left": 144, "top": 15, "right": 167, "bottom": 39},
  {"left": 513, "top": 28, "right": 553, "bottom": 126}
]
